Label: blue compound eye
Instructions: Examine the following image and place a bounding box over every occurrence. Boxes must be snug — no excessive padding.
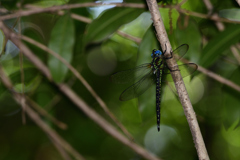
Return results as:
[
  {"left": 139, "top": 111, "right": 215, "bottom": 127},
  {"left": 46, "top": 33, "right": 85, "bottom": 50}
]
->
[
  {"left": 152, "top": 49, "right": 162, "bottom": 58},
  {"left": 153, "top": 50, "right": 162, "bottom": 57},
  {"left": 155, "top": 50, "right": 162, "bottom": 55}
]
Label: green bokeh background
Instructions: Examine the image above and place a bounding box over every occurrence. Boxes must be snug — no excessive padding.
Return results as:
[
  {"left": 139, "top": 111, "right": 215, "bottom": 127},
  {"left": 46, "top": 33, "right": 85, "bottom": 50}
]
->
[{"left": 0, "top": 0, "right": 240, "bottom": 160}]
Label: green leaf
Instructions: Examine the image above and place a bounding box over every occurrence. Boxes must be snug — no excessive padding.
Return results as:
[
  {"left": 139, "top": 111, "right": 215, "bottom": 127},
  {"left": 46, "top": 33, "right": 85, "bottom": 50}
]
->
[
  {"left": 175, "top": 18, "right": 201, "bottom": 62},
  {"left": 120, "top": 99, "right": 142, "bottom": 124},
  {"left": 84, "top": 7, "right": 144, "bottom": 44},
  {"left": 222, "top": 119, "right": 240, "bottom": 147},
  {"left": 159, "top": 8, "right": 179, "bottom": 31},
  {"left": 138, "top": 26, "right": 158, "bottom": 65},
  {"left": 219, "top": 9, "right": 240, "bottom": 22},
  {"left": 0, "top": 29, "right": 5, "bottom": 57},
  {"left": 48, "top": 14, "right": 75, "bottom": 83},
  {"left": 0, "top": 0, "right": 19, "bottom": 9},
  {"left": 138, "top": 27, "right": 158, "bottom": 122},
  {"left": 223, "top": 68, "right": 240, "bottom": 129},
  {"left": 199, "top": 25, "right": 240, "bottom": 68}
]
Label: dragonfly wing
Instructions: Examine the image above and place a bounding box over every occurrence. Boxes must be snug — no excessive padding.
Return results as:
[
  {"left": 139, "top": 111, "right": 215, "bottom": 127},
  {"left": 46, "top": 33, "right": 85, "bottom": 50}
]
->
[
  {"left": 110, "top": 63, "right": 152, "bottom": 84},
  {"left": 120, "top": 72, "right": 155, "bottom": 101},
  {"left": 164, "top": 63, "right": 198, "bottom": 82},
  {"left": 172, "top": 44, "right": 189, "bottom": 61}
]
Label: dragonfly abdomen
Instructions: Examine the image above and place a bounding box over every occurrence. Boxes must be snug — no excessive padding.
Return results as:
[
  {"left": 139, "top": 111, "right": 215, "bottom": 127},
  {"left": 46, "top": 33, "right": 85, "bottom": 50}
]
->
[{"left": 156, "top": 69, "right": 162, "bottom": 132}]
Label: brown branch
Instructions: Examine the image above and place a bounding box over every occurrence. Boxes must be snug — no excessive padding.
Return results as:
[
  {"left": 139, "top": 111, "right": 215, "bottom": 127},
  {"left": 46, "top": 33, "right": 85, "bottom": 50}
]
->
[
  {"left": 0, "top": 3, "right": 145, "bottom": 21},
  {"left": 0, "top": 2, "right": 239, "bottom": 25},
  {"left": 0, "top": 66, "right": 85, "bottom": 160},
  {"left": 25, "top": 4, "right": 93, "bottom": 24},
  {"left": 0, "top": 21, "right": 161, "bottom": 160},
  {"left": 236, "top": 0, "right": 240, "bottom": 6},
  {"left": 145, "top": 0, "right": 209, "bottom": 160},
  {"left": 57, "top": 83, "right": 161, "bottom": 160},
  {"left": 0, "top": 27, "right": 52, "bottom": 80},
  {"left": 20, "top": 35, "right": 134, "bottom": 140},
  {"left": 176, "top": 7, "right": 240, "bottom": 24}
]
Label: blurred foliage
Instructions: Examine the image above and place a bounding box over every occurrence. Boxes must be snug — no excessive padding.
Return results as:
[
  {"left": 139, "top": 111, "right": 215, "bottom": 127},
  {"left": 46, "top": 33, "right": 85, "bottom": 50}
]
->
[{"left": 0, "top": 0, "right": 240, "bottom": 160}]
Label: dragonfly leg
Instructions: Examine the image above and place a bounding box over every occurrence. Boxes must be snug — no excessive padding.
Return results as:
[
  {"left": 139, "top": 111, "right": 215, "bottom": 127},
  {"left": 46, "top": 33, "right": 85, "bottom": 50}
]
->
[
  {"left": 162, "top": 44, "right": 167, "bottom": 55},
  {"left": 163, "top": 44, "right": 173, "bottom": 60}
]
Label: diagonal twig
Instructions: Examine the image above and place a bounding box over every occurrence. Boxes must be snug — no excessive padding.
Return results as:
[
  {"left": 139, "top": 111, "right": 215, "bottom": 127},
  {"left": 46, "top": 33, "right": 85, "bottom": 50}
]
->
[
  {"left": 20, "top": 35, "right": 134, "bottom": 140},
  {"left": 0, "top": 66, "right": 85, "bottom": 160},
  {"left": 0, "top": 21, "right": 161, "bottom": 160},
  {"left": 26, "top": 96, "right": 68, "bottom": 129},
  {"left": 181, "top": 58, "right": 240, "bottom": 92}
]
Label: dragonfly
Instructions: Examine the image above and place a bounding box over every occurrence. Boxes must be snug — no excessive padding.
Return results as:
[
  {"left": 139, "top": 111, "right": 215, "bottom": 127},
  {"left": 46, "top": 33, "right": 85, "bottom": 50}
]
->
[{"left": 110, "top": 44, "right": 198, "bottom": 131}]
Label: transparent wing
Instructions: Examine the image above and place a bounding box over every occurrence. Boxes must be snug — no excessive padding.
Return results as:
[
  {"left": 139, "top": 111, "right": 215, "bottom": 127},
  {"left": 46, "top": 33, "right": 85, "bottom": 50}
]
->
[
  {"left": 110, "top": 63, "right": 152, "bottom": 84},
  {"left": 172, "top": 44, "right": 189, "bottom": 61},
  {"left": 164, "top": 63, "right": 198, "bottom": 82},
  {"left": 119, "top": 72, "right": 155, "bottom": 101}
]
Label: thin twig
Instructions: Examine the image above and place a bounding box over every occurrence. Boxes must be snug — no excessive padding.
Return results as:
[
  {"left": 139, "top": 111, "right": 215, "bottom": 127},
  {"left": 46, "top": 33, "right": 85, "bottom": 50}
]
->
[
  {"left": 0, "top": 66, "right": 85, "bottom": 160},
  {"left": 0, "top": 2, "right": 240, "bottom": 25},
  {"left": 50, "top": 137, "right": 72, "bottom": 160},
  {"left": 0, "top": 21, "right": 160, "bottom": 160},
  {"left": 202, "top": 0, "right": 213, "bottom": 15},
  {"left": 26, "top": 97, "right": 68, "bottom": 129},
  {"left": 26, "top": 5, "right": 141, "bottom": 45},
  {"left": 45, "top": 5, "right": 141, "bottom": 44},
  {"left": 117, "top": 30, "right": 142, "bottom": 44},
  {"left": 57, "top": 83, "right": 161, "bottom": 160},
  {"left": 20, "top": 35, "right": 134, "bottom": 140},
  {"left": 44, "top": 95, "right": 62, "bottom": 110},
  {"left": 44, "top": 74, "right": 77, "bottom": 111},
  {"left": 181, "top": 58, "right": 240, "bottom": 92},
  {"left": 230, "top": 45, "right": 240, "bottom": 65},
  {"left": 0, "top": 26, "right": 52, "bottom": 79},
  {"left": 0, "top": 3, "right": 145, "bottom": 21},
  {"left": 202, "top": 0, "right": 240, "bottom": 64},
  {"left": 145, "top": 0, "right": 209, "bottom": 160},
  {"left": 176, "top": 7, "right": 240, "bottom": 24}
]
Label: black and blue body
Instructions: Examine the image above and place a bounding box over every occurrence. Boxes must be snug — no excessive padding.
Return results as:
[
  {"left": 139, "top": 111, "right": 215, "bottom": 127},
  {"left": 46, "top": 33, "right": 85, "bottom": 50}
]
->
[
  {"left": 151, "top": 49, "right": 165, "bottom": 131},
  {"left": 111, "top": 44, "right": 197, "bottom": 131}
]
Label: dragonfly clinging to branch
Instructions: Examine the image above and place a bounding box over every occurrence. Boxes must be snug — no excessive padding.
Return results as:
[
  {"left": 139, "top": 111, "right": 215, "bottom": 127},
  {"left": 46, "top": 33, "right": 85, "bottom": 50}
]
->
[{"left": 111, "top": 44, "right": 198, "bottom": 131}]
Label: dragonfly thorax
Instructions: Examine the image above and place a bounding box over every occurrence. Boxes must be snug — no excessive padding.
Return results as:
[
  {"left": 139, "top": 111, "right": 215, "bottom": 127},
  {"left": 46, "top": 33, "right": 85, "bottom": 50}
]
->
[{"left": 151, "top": 57, "right": 163, "bottom": 74}]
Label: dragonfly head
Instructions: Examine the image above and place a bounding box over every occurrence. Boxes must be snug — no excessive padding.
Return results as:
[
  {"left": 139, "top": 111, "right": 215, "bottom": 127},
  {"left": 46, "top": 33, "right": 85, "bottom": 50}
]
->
[{"left": 151, "top": 49, "right": 162, "bottom": 58}]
